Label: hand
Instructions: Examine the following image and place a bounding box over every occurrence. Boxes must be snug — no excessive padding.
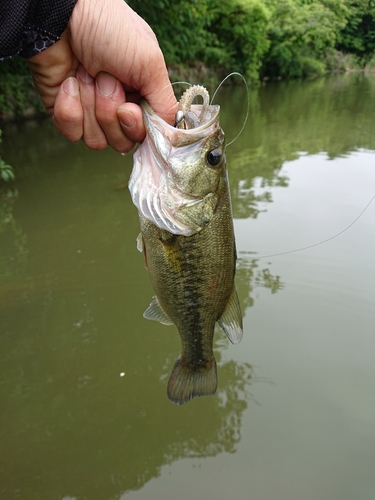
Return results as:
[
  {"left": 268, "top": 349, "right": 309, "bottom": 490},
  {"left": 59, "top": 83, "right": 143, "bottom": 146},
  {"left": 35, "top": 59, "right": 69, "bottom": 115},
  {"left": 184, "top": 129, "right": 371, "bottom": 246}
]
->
[{"left": 26, "top": 0, "right": 178, "bottom": 152}]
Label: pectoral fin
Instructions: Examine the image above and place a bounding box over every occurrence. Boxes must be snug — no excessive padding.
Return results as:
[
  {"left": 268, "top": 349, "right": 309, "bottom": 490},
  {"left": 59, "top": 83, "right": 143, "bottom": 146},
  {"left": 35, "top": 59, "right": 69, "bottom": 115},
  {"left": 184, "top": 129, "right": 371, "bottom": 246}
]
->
[
  {"left": 218, "top": 288, "right": 243, "bottom": 344},
  {"left": 136, "top": 233, "right": 143, "bottom": 252},
  {"left": 143, "top": 296, "right": 174, "bottom": 326},
  {"left": 136, "top": 232, "right": 148, "bottom": 269}
]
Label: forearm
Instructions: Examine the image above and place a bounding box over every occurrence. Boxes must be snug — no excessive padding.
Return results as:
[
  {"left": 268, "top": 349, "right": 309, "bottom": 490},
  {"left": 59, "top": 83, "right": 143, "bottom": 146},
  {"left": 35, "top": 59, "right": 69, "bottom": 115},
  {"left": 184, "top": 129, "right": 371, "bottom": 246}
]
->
[{"left": 0, "top": 0, "right": 78, "bottom": 60}]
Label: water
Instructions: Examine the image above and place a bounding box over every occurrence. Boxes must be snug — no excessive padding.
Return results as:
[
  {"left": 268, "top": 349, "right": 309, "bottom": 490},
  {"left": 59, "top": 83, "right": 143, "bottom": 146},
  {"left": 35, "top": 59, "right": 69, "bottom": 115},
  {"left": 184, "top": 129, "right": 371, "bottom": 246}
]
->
[{"left": 1, "top": 74, "right": 375, "bottom": 500}]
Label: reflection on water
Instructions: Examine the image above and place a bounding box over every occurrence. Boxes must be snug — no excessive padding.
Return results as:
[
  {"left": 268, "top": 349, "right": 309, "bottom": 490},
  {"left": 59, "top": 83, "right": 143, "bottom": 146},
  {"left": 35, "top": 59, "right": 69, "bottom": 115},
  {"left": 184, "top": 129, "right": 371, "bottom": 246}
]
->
[
  {"left": 224, "top": 73, "right": 375, "bottom": 220},
  {"left": 236, "top": 257, "right": 284, "bottom": 311},
  {"left": 1, "top": 74, "right": 375, "bottom": 499}
]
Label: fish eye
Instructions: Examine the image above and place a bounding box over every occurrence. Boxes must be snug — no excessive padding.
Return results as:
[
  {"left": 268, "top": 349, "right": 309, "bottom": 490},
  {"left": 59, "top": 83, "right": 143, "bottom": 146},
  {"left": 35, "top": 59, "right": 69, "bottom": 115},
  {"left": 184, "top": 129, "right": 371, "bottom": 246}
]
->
[{"left": 206, "top": 148, "right": 222, "bottom": 167}]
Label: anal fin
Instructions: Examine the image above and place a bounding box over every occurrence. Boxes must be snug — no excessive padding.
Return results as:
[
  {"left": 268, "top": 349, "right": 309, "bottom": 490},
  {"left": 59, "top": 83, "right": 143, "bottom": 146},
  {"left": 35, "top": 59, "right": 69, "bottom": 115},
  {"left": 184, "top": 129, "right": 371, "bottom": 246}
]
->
[{"left": 218, "top": 287, "right": 243, "bottom": 344}]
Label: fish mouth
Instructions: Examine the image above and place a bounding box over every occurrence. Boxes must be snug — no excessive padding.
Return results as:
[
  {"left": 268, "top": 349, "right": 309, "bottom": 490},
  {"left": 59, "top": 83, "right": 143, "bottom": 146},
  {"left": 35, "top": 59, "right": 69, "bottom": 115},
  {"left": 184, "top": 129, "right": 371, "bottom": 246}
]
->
[{"left": 140, "top": 99, "right": 221, "bottom": 146}]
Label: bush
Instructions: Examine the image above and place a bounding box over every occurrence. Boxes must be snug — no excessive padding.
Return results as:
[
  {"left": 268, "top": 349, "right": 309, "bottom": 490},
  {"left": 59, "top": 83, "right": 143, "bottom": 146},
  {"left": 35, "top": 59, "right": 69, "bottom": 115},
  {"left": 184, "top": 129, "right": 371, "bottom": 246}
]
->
[
  {"left": 337, "top": 0, "right": 375, "bottom": 67},
  {"left": 0, "top": 57, "right": 43, "bottom": 117},
  {"left": 0, "top": 129, "right": 15, "bottom": 182},
  {"left": 127, "top": 0, "right": 210, "bottom": 65},
  {"left": 204, "top": 0, "right": 270, "bottom": 83},
  {"left": 127, "top": 0, "right": 270, "bottom": 83},
  {"left": 262, "top": 0, "right": 348, "bottom": 78}
]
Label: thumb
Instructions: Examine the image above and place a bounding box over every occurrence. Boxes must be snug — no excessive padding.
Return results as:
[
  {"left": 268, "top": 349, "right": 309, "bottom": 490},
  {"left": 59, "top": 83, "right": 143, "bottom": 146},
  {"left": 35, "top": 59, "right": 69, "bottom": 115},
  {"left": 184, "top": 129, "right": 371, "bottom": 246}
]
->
[{"left": 140, "top": 68, "right": 178, "bottom": 126}]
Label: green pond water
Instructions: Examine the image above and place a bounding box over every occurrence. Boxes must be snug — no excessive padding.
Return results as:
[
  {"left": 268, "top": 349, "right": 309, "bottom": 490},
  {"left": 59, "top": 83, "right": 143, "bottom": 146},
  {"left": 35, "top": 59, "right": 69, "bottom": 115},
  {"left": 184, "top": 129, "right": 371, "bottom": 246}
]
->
[{"left": 0, "top": 74, "right": 375, "bottom": 500}]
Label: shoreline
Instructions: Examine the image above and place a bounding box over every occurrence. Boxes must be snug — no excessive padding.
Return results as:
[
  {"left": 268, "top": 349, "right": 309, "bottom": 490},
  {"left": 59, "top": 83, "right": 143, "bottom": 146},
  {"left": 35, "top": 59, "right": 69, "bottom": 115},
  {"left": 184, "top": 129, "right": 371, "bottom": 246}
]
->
[{"left": 1, "top": 65, "right": 374, "bottom": 123}]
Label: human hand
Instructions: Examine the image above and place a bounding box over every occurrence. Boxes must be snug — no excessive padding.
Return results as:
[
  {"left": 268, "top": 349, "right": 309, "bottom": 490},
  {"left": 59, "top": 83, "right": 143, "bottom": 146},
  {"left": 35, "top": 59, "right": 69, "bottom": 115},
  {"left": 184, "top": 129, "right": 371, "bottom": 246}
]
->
[{"left": 26, "top": 0, "right": 178, "bottom": 152}]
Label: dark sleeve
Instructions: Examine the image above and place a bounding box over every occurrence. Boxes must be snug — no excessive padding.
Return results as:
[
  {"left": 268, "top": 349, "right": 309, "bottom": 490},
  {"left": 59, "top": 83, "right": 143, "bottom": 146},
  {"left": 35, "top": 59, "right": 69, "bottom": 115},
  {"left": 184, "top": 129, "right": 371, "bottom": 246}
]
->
[{"left": 0, "top": 0, "right": 78, "bottom": 61}]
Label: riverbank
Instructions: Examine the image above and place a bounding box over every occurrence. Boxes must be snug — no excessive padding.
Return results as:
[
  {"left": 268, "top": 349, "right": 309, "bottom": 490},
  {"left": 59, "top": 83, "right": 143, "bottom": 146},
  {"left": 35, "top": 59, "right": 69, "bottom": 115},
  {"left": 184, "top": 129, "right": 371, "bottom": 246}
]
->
[{"left": 2, "top": 61, "right": 374, "bottom": 123}]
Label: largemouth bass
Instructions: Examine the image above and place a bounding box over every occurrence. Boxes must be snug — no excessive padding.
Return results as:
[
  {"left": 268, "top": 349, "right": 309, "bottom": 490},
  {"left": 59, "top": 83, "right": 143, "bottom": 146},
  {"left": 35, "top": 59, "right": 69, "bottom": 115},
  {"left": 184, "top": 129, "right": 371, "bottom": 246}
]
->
[{"left": 129, "top": 85, "right": 243, "bottom": 405}]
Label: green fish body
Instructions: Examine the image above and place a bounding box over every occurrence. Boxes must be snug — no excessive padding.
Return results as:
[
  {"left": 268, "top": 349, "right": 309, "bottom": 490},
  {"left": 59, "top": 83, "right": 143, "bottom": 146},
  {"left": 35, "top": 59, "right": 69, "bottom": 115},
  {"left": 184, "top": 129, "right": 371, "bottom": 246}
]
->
[{"left": 129, "top": 86, "right": 243, "bottom": 404}]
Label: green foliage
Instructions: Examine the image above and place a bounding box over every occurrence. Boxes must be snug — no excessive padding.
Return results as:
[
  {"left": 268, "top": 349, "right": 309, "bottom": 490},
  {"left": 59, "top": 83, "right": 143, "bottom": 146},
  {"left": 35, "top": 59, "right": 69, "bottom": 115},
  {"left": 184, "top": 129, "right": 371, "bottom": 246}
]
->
[
  {"left": 127, "top": 0, "right": 210, "bottom": 65},
  {"left": 0, "top": 162, "right": 14, "bottom": 182},
  {"left": 127, "top": 0, "right": 269, "bottom": 82},
  {"left": 127, "top": 0, "right": 375, "bottom": 82},
  {"left": 337, "top": 0, "right": 375, "bottom": 67},
  {"left": 0, "top": 57, "right": 43, "bottom": 116},
  {"left": 203, "top": 0, "right": 270, "bottom": 82},
  {"left": 0, "top": 129, "right": 15, "bottom": 182},
  {"left": 262, "top": 0, "right": 349, "bottom": 78}
]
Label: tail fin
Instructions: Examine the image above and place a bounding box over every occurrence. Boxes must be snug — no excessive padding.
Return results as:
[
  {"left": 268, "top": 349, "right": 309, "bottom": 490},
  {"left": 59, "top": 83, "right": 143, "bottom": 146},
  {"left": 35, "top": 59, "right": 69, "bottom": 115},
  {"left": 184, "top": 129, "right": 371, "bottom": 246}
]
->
[{"left": 167, "top": 356, "right": 217, "bottom": 405}]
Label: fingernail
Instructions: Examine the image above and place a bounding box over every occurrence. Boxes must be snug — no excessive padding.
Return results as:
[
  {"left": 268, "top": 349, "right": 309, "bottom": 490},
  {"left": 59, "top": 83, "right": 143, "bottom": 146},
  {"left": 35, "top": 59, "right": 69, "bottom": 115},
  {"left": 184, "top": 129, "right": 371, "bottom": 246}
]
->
[
  {"left": 96, "top": 72, "right": 116, "bottom": 97},
  {"left": 63, "top": 77, "right": 79, "bottom": 97},
  {"left": 76, "top": 65, "right": 94, "bottom": 84},
  {"left": 118, "top": 109, "right": 136, "bottom": 129}
]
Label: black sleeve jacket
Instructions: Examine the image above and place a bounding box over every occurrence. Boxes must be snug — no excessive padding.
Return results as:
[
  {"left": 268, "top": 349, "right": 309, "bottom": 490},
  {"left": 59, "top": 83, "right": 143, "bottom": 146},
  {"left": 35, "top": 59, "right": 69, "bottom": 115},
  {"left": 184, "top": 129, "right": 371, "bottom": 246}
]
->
[{"left": 0, "top": 0, "right": 78, "bottom": 60}]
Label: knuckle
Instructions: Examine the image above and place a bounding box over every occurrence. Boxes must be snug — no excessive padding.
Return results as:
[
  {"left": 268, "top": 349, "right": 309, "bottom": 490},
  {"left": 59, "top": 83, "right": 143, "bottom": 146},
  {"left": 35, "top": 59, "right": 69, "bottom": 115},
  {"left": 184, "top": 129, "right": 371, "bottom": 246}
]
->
[
  {"left": 53, "top": 118, "right": 82, "bottom": 143},
  {"left": 96, "top": 108, "right": 115, "bottom": 126},
  {"left": 55, "top": 106, "right": 82, "bottom": 125}
]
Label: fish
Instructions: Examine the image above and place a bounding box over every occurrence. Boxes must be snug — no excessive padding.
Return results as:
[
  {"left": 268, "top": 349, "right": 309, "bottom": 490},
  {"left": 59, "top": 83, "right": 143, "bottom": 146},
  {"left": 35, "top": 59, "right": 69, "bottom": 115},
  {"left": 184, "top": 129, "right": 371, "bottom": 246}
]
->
[{"left": 129, "top": 85, "right": 243, "bottom": 405}]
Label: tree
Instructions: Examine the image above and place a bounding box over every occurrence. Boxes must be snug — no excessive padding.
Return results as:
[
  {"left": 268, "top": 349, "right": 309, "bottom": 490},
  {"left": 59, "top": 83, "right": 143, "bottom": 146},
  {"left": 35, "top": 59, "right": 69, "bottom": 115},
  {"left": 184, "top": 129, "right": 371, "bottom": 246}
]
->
[
  {"left": 338, "top": 0, "right": 375, "bottom": 66},
  {"left": 204, "top": 0, "right": 270, "bottom": 82},
  {"left": 127, "top": 0, "right": 210, "bottom": 65},
  {"left": 262, "top": 0, "right": 348, "bottom": 78}
]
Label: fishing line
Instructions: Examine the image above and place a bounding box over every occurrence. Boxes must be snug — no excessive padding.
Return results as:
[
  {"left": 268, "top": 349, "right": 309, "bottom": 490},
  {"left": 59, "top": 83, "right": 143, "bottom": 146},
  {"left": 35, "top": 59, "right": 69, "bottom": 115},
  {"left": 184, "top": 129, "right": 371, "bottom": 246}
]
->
[
  {"left": 171, "top": 81, "right": 192, "bottom": 89},
  {"left": 210, "top": 72, "right": 250, "bottom": 147},
  {"left": 153, "top": 80, "right": 192, "bottom": 109},
  {"left": 253, "top": 193, "right": 375, "bottom": 260}
]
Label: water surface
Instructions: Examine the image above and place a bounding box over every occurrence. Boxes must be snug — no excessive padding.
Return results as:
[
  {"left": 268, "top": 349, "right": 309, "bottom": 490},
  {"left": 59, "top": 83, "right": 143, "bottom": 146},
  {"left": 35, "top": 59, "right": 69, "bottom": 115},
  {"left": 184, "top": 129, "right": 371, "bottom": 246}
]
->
[{"left": 1, "top": 74, "right": 375, "bottom": 500}]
